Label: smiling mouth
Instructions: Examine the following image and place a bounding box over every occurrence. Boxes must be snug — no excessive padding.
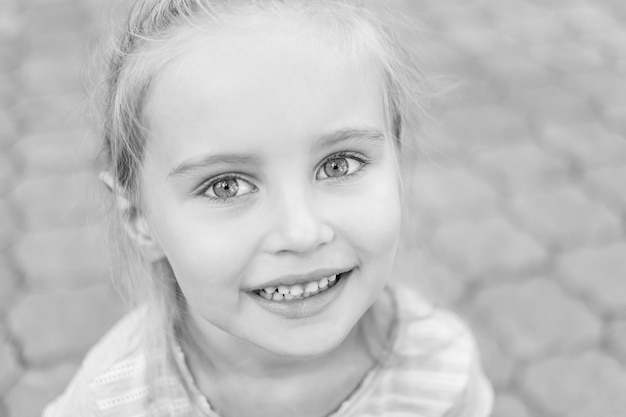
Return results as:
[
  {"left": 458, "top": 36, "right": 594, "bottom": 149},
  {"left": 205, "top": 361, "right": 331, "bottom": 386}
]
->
[{"left": 252, "top": 271, "right": 350, "bottom": 301}]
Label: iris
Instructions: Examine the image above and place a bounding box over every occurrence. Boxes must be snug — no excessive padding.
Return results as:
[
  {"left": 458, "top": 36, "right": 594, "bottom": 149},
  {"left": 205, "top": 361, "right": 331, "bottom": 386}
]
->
[
  {"left": 213, "top": 178, "right": 239, "bottom": 198},
  {"left": 323, "top": 157, "right": 349, "bottom": 178}
]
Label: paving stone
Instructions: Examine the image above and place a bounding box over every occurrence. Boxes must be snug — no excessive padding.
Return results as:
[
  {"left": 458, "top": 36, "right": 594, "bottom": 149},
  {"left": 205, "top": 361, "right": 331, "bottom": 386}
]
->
[
  {"left": 5, "top": 362, "right": 78, "bottom": 417},
  {"left": 0, "top": 327, "right": 22, "bottom": 396},
  {"left": 470, "top": 334, "right": 514, "bottom": 388},
  {"left": 556, "top": 243, "right": 626, "bottom": 314},
  {"left": 541, "top": 123, "right": 626, "bottom": 168},
  {"left": 482, "top": 52, "right": 551, "bottom": 89},
  {"left": 467, "top": 279, "right": 601, "bottom": 359},
  {"left": 505, "top": 86, "right": 593, "bottom": 125},
  {"left": 0, "top": 72, "right": 16, "bottom": 107},
  {"left": 432, "top": 217, "right": 547, "bottom": 280},
  {"left": 454, "top": 79, "right": 506, "bottom": 107},
  {"left": 7, "top": 285, "right": 124, "bottom": 366},
  {"left": 0, "top": 109, "right": 18, "bottom": 149},
  {"left": 560, "top": 5, "right": 621, "bottom": 34},
  {"left": 21, "top": 4, "right": 88, "bottom": 37},
  {"left": 498, "top": 12, "right": 572, "bottom": 45},
  {"left": 512, "top": 186, "right": 621, "bottom": 248},
  {"left": 530, "top": 43, "right": 605, "bottom": 74},
  {"left": 584, "top": 165, "right": 626, "bottom": 211},
  {"left": 11, "top": 226, "right": 111, "bottom": 291},
  {"left": 0, "top": 0, "right": 21, "bottom": 41},
  {"left": 429, "top": 6, "right": 491, "bottom": 34},
  {"left": 13, "top": 93, "right": 85, "bottom": 134},
  {"left": 471, "top": 142, "right": 570, "bottom": 194},
  {"left": 419, "top": 41, "right": 477, "bottom": 83},
  {"left": 603, "top": 105, "right": 626, "bottom": 135},
  {"left": 12, "top": 129, "right": 96, "bottom": 176},
  {"left": 0, "top": 41, "right": 19, "bottom": 74},
  {"left": 491, "top": 393, "right": 531, "bottom": 417},
  {"left": 411, "top": 166, "right": 499, "bottom": 222},
  {"left": 23, "top": 32, "right": 88, "bottom": 63},
  {"left": 19, "top": 57, "right": 84, "bottom": 97},
  {"left": 581, "top": 29, "right": 626, "bottom": 62},
  {"left": 607, "top": 320, "right": 626, "bottom": 364},
  {"left": 562, "top": 72, "right": 626, "bottom": 111},
  {"left": 522, "top": 351, "right": 626, "bottom": 417},
  {"left": 438, "top": 105, "right": 528, "bottom": 148},
  {"left": 0, "top": 199, "right": 19, "bottom": 250},
  {"left": 0, "top": 256, "right": 21, "bottom": 317},
  {"left": 0, "top": 151, "right": 16, "bottom": 195},
  {"left": 446, "top": 28, "right": 515, "bottom": 59},
  {"left": 482, "top": 0, "right": 541, "bottom": 23},
  {"left": 10, "top": 172, "right": 104, "bottom": 231}
]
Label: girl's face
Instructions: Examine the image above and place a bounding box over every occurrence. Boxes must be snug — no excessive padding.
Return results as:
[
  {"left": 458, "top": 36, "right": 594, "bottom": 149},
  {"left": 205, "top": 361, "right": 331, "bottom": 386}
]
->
[{"left": 140, "top": 22, "right": 402, "bottom": 358}]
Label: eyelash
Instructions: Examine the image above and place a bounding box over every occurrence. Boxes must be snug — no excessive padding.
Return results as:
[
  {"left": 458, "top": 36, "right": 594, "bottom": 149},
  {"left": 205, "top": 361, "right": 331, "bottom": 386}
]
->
[
  {"left": 195, "top": 151, "right": 371, "bottom": 202},
  {"left": 315, "top": 151, "right": 370, "bottom": 181},
  {"left": 196, "top": 173, "right": 257, "bottom": 202}
]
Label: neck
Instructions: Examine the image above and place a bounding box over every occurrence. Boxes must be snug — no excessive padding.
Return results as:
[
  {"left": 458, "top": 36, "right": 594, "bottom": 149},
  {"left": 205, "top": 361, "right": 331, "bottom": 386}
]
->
[{"left": 177, "top": 297, "right": 395, "bottom": 417}]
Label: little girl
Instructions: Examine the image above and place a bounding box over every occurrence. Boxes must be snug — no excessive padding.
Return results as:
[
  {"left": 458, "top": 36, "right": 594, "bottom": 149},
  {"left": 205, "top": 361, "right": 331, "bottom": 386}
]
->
[{"left": 45, "top": 0, "right": 492, "bottom": 416}]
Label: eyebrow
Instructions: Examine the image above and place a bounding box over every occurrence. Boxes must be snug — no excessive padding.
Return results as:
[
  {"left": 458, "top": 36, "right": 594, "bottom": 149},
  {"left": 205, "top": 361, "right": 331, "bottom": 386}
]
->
[
  {"left": 168, "top": 153, "right": 260, "bottom": 179},
  {"left": 167, "top": 127, "right": 385, "bottom": 179},
  {"left": 316, "top": 127, "right": 385, "bottom": 148}
]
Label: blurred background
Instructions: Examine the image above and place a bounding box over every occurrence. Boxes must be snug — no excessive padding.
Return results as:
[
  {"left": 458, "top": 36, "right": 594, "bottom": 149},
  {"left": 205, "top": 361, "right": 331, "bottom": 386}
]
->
[{"left": 0, "top": 0, "right": 625, "bottom": 416}]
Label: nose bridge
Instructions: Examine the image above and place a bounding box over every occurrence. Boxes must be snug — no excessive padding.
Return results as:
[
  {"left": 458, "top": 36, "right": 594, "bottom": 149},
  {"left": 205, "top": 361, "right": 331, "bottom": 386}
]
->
[{"left": 264, "top": 178, "right": 333, "bottom": 254}]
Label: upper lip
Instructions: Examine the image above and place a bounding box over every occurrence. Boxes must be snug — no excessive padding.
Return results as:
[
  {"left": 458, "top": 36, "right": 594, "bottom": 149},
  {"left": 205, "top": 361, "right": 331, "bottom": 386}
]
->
[{"left": 248, "top": 267, "right": 353, "bottom": 291}]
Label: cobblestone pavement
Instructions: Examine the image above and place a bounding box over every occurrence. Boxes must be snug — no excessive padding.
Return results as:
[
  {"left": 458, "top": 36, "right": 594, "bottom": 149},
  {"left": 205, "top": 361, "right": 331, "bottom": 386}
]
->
[{"left": 0, "top": 0, "right": 625, "bottom": 416}]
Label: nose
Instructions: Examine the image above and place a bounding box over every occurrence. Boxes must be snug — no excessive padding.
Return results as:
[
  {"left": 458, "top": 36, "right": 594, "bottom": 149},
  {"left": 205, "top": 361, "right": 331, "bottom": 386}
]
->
[{"left": 262, "top": 187, "right": 334, "bottom": 255}]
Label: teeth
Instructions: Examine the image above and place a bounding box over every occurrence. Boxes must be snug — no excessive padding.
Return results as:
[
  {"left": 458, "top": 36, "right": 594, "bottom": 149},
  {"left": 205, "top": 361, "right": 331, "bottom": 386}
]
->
[
  {"left": 319, "top": 277, "right": 329, "bottom": 289},
  {"left": 304, "top": 281, "right": 319, "bottom": 293},
  {"left": 289, "top": 285, "right": 304, "bottom": 296},
  {"left": 258, "top": 272, "right": 346, "bottom": 301}
]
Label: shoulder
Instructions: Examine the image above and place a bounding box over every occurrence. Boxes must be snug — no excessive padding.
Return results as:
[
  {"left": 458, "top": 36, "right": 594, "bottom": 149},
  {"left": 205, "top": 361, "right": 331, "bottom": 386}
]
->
[
  {"left": 42, "top": 308, "right": 153, "bottom": 417},
  {"left": 378, "top": 284, "right": 494, "bottom": 416}
]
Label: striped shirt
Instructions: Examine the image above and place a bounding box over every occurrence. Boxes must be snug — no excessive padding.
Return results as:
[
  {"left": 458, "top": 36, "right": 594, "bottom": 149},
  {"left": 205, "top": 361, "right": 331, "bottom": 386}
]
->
[{"left": 43, "top": 285, "right": 493, "bottom": 416}]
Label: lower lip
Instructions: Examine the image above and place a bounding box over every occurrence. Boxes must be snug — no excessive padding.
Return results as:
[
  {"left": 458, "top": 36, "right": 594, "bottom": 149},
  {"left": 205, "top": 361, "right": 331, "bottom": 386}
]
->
[{"left": 246, "top": 271, "right": 351, "bottom": 320}]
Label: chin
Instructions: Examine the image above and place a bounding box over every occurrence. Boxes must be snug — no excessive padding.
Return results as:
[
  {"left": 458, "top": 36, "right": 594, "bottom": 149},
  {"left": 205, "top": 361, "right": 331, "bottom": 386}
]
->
[{"left": 260, "top": 317, "right": 358, "bottom": 359}]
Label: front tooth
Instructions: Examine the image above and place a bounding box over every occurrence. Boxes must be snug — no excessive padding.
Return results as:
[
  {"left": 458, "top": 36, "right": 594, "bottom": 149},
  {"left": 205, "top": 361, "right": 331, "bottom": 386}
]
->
[
  {"left": 319, "top": 277, "right": 329, "bottom": 289},
  {"left": 278, "top": 286, "right": 290, "bottom": 295},
  {"left": 272, "top": 293, "right": 284, "bottom": 301},
  {"left": 289, "top": 285, "right": 304, "bottom": 296},
  {"left": 284, "top": 293, "right": 296, "bottom": 300},
  {"left": 304, "top": 282, "right": 318, "bottom": 293}
]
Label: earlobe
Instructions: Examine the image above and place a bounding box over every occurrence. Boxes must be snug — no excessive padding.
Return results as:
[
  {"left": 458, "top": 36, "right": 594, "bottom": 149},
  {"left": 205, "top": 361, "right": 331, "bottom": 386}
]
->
[{"left": 98, "top": 171, "right": 166, "bottom": 261}]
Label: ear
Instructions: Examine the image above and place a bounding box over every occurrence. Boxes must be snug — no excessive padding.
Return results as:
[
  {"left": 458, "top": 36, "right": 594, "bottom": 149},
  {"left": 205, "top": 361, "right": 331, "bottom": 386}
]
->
[{"left": 99, "top": 171, "right": 166, "bottom": 262}]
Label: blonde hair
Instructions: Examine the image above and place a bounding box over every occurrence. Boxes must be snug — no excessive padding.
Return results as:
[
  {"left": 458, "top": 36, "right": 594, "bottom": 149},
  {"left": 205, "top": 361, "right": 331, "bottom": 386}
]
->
[{"left": 94, "top": 0, "right": 430, "bottom": 404}]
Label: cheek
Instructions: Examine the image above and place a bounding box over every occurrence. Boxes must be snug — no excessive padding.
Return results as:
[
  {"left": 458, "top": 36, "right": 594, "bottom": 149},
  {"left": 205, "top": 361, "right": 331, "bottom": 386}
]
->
[
  {"left": 333, "top": 168, "right": 402, "bottom": 256},
  {"left": 147, "top": 203, "right": 259, "bottom": 303}
]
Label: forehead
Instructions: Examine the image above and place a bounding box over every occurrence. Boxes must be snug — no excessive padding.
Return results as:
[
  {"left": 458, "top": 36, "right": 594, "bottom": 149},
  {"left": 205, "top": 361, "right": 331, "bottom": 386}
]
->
[{"left": 141, "top": 14, "right": 387, "bottom": 162}]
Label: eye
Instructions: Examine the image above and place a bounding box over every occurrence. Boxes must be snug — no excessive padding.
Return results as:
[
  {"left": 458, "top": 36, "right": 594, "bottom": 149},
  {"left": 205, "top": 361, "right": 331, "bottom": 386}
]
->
[
  {"left": 202, "top": 176, "right": 257, "bottom": 200},
  {"left": 316, "top": 154, "right": 366, "bottom": 180}
]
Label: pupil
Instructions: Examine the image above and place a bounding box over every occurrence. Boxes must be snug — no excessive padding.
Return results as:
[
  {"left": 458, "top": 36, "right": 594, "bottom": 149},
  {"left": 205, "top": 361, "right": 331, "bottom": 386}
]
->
[
  {"left": 324, "top": 158, "right": 349, "bottom": 177},
  {"left": 213, "top": 178, "right": 239, "bottom": 198}
]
